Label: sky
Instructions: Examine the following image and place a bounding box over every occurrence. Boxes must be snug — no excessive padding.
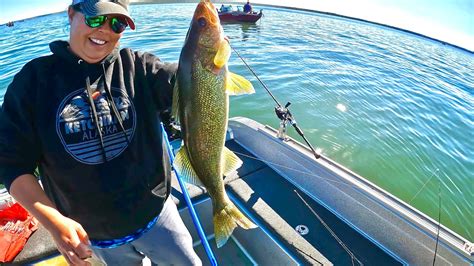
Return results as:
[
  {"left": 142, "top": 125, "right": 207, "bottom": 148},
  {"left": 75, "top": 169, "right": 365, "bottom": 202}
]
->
[{"left": 0, "top": 0, "right": 473, "bottom": 51}]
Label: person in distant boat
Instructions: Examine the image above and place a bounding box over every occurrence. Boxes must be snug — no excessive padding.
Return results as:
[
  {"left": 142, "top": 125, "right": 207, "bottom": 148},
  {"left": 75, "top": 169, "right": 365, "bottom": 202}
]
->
[
  {"left": 243, "top": 0, "right": 253, "bottom": 13},
  {"left": 0, "top": 0, "right": 201, "bottom": 265}
]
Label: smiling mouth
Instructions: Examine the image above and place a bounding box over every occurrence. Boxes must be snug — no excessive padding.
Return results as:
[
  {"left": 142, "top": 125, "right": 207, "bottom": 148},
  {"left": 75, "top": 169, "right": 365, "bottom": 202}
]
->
[{"left": 89, "top": 37, "right": 107, "bottom": 45}]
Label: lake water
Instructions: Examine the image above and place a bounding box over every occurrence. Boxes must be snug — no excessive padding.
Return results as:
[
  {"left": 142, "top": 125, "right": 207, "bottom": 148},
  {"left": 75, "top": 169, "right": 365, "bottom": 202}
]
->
[{"left": 0, "top": 3, "right": 472, "bottom": 242}]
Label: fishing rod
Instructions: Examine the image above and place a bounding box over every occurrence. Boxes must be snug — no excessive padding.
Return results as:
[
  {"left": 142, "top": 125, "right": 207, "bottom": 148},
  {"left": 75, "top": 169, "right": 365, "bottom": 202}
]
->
[
  {"left": 230, "top": 45, "right": 321, "bottom": 160},
  {"left": 160, "top": 123, "right": 218, "bottom": 266}
]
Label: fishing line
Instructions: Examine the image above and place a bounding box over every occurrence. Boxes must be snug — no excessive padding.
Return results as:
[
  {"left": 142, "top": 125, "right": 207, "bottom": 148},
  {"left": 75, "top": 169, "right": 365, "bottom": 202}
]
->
[
  {"left": 293, "top": 246, "right": 324, "bottom": 266},
  {"left": 230, "top": 44, "right": 321, "bottom": 160},
  {"left": 405, "top": 168, "right": 443, "bottom": 265},
  {"left": 229, "top": 44, "right": 282, "bottom": 108},
  {"left": 294, "top": 190, "right": 364, "bottom": 266},
  {"left": 432, "top": 173, "right": 442, "bottom": 266},
  {"left": 408, "top": 169, "right": 440, "bottom": 204}
]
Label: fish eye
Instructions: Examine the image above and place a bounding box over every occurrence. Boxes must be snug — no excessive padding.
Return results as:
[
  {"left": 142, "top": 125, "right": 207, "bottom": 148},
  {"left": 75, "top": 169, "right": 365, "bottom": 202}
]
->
[{"left": 198, "top": 17, "right": 207, "bottom": 27}]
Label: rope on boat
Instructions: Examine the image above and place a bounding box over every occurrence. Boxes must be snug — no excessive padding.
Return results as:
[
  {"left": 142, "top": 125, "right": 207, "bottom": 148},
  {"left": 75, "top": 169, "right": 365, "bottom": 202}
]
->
[
  {"left": 160, "top": 123, "right": 218, "bottom": 266},
  {"left": 230, "top": 44, "right": 321, "bottom": 160},
  {"left": 294, "top": 190, "right": 364, "bottom": 266}
]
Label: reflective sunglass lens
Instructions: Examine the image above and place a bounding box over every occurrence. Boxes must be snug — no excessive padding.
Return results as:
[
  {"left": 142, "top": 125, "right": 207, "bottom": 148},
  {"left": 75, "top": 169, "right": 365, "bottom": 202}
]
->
[
  {"left": 85, "top": 15, "right": 107, "bottom": 28},
  {"left": 84, "top": 15, "right": 128, "bottom": 34},
  {"left": 110, "top": 17, "right": 128, "bottom": 34}
]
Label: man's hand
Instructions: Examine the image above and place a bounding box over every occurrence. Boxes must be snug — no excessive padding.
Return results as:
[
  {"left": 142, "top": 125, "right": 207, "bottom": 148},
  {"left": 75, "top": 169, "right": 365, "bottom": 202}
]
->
[{"left": 48, "top": 214, "right": 92, "bottom": 265}]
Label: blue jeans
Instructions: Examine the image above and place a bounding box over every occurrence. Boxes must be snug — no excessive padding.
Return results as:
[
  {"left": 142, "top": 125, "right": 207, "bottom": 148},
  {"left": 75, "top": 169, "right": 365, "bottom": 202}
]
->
[{"left": 92, "top": 197, "right": 202, "bottom": 265}]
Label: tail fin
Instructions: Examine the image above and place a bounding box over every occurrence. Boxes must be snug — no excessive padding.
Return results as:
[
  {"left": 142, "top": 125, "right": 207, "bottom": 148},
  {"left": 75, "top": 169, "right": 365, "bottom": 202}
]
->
[{"left": 213, "top": 200, "right": 257, "bottom": 248}]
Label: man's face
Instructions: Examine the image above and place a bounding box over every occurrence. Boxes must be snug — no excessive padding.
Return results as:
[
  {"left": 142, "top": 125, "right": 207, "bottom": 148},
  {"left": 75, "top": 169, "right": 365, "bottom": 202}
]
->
[{"left": 68, "top": 7, "right": 122, "bottom": 63}]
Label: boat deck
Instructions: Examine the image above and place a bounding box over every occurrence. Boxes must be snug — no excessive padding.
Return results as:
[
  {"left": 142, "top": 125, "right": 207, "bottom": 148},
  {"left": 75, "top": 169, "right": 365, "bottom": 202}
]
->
[{"left": 173, "top": 139, "right": 401, "bottom": 265}]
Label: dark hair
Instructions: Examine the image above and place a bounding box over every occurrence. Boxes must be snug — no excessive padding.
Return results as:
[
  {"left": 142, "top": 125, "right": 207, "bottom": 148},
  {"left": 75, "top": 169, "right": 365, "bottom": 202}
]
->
[{"left": 71, "top": 3, "right": 82, "bottom": 12}]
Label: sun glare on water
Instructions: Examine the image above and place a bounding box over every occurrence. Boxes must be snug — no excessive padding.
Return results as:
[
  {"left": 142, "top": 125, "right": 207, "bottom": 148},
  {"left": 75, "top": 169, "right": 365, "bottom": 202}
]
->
[{"left": 336, "top": 103, "right": 347, "bottom": 112}]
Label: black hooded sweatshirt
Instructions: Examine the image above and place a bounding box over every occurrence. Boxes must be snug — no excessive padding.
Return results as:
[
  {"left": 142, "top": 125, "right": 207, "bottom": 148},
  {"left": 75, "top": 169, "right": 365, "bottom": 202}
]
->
[{"left": 0, "top": 40, "right": 176, "bottom": 240}]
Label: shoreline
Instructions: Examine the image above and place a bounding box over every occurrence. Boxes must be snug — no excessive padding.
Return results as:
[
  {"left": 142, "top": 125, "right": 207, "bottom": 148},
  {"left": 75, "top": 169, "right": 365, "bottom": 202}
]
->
[
  {"left": 130, "top": 0, "right": 473, "bottom": 54},
  {"left": 2, "top": 1, "right": 472, "bottom": 54},
  {"left": 256, "top": 4, "right": 474, "bottom": 54}
]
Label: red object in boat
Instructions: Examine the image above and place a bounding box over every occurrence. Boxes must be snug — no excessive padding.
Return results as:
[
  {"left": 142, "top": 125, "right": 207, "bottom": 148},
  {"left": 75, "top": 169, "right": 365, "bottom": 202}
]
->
[
  {"left": 218, "top": 10, "right": 263, "bottom": 23},
  {"left": 0, "top": 203, "right": 38, "bottom": 262}
]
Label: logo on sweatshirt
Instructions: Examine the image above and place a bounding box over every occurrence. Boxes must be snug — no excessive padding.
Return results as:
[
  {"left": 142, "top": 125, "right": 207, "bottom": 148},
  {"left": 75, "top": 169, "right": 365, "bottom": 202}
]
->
[{"left": 56, "top": 86, "right": 136, "bottom": 164}]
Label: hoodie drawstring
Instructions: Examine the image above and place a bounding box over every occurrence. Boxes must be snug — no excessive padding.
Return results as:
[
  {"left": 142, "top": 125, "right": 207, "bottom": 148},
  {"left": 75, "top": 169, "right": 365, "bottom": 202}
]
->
[
  {"left": 78, "top": 58, "right": 134, "bottom": 163},
  {"left": 82, "top": 61, "right": 109, "bottom": 163},
  {"left": 101, "top": 62, "right": 131, "bottom": 146}
]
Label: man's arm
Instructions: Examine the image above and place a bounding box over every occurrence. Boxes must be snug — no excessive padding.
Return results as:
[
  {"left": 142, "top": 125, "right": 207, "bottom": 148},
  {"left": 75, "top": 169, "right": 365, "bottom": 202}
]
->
[{"left": 9, "top": 174, "right": 92, "bottom": 265}]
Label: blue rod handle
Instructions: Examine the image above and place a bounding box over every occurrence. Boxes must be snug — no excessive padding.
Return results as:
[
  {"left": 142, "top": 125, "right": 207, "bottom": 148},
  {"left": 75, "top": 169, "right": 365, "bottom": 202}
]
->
[{"left": 160, "top": 123, "right": 218, "bottom": 266}]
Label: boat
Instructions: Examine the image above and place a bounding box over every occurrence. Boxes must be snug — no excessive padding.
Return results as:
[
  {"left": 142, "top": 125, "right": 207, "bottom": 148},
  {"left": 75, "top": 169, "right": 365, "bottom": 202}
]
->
[
  {"left": 218, "top": 5, "right": 262, "bottom": 23},
  {"left": 5, "top": 117, "right": 473, "bottom": 265},
  {"left": 218, "top": 11, "right": 262, "bottom": 23}
]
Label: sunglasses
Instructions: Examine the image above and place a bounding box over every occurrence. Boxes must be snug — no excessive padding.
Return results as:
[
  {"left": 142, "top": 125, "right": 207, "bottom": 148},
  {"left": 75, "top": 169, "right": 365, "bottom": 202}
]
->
[{"left": 84, "top": 15, "right": 128, "bottom": 34}]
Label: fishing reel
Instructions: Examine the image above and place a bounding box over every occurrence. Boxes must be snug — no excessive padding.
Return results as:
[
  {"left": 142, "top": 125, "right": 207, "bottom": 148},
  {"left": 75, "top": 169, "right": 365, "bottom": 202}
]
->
[
  {"left": 275, "top": 102, "right": 292, "bottom": 140},
  {"left": 232, "top": 44, "right": 321, "bottom": 159},
  {"left": 274, "top": 102, "right": 321, "bottom": 159}
]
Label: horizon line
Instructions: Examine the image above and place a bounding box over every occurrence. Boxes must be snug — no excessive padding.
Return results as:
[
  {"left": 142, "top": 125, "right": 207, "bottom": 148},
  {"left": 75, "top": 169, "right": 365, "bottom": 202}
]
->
[{"left": 1, "top": 2, "right": 473, "bottom": 54}]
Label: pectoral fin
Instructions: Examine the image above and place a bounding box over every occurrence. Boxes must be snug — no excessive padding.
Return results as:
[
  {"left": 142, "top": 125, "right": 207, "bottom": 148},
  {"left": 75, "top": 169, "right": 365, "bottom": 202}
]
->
[
  {"left": 214, "top": 39, "right": 231, "bottom": 69},
  {"left": 222, "top": 147, "right": 243, "bottom": 176},
  {"left": 226, "top": 72, "right": 255, "bottom": 95},
  {"left": 173, "top": 146, "right": 203, "bottom": 186}
]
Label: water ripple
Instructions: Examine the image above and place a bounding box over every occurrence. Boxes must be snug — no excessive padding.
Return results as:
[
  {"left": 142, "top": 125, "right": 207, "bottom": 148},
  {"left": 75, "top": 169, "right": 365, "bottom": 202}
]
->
[{"left": 0, "top": 3, "right": 472, "bottom": 242}]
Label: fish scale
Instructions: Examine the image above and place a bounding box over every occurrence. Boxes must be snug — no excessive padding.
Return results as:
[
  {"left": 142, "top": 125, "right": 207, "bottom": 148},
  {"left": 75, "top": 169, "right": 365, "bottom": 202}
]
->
[{"left": 189, "top": 61, "right": 227, "bottom": 176}]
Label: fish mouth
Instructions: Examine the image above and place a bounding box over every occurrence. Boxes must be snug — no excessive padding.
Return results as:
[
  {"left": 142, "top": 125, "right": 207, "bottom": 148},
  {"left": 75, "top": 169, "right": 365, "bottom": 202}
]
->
[
  {"left": 190, "top": 0, "right": 222, "bottom": 49},
  {"left": 194, "top": 0, "right": 220, "bottom": 27}
]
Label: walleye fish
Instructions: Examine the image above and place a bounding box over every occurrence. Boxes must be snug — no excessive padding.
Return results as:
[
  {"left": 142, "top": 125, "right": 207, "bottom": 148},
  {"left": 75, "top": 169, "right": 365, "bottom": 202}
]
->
[{"left": 172, "top": 0, "right": 257, "bottom": 248}]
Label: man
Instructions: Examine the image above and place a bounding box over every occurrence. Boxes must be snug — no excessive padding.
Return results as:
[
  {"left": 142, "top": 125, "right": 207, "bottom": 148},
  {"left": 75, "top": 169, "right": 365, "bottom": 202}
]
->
[
  {"left": 243, "top": 0, "right": 252, "bottom": 13},
  {"left": 0, "top": 0, "right": 201, "bottom": 265}
]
